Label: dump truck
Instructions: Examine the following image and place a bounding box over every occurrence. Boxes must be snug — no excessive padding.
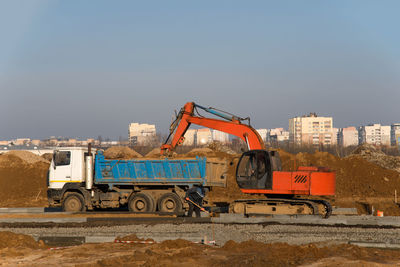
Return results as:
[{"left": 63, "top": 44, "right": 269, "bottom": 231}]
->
[{"left": 47, "top": 145, "right": 227, "bottom": 212}]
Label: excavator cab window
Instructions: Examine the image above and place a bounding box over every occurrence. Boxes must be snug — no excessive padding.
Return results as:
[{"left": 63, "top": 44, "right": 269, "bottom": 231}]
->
[{"left": 236, "top": 150, "right": 272, "bottom": 189}]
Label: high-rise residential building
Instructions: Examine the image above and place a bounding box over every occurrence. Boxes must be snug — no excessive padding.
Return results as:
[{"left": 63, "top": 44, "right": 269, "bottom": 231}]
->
[
  {"left": 212, "top": 130, "right": 230, "bottom": 143},
  {"left": 269, "top": 128, "right": 290, "bottom": 144},
  {"left": 289, "top": 113, "right": 333, "bottom": 146},
  {"left": 182, "top": 129, "right": 197, "bottom": 146},
  {"left": 128, "top": 123, "right": 157, "bottom": 145},
  {"left": 331, "top": 128, "right": 339, "bottom": 145},
  {"left": 391, "top": 123, "right": 400, "bottom": 146},
  {"left": 338, "top": 127, "right": 359, "bottom": 147},
  {"left": 358, "top": 124, "right": 391, "bottom": 146},
  {"left": 256, "top": 129, "right": 269, "bottom": 143},
  {"left": 196, "top": 128, "right": 212, "bottom": 145}
]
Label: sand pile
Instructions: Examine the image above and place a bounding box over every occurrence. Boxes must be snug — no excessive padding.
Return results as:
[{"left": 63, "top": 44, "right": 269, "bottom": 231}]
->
[
  {"left": 0, "top": 152, "right": 49, "bottom": 207},
  {"left": 0, "top": 231, "right": 45, "bottom": 249},
  {"left": 349, "top": 144, "right": 400, "bottom": 173},
  {"left": 103, "top": 146, "right": 142, "bottom": 159}
]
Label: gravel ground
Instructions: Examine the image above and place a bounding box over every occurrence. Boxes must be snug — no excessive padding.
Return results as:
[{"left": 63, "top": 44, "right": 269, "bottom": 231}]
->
[{"left": 2, "top": 223, "right": 400, "bottom": 246}]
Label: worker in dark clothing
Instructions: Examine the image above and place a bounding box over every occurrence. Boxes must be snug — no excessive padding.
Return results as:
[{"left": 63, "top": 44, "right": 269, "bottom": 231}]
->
[{"left": 185, "top": 186, "right": 205, "bottom": 217}]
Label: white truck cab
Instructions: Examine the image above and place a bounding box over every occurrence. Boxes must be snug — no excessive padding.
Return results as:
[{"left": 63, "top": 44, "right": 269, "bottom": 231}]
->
[{"left": 48, "top": 147, "right": 94, "bottom": 189}]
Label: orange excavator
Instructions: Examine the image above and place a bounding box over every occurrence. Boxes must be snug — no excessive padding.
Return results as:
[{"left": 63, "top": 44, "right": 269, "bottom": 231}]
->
[{"left": 161, "top": 102, "right": 335, "bottom": 218}]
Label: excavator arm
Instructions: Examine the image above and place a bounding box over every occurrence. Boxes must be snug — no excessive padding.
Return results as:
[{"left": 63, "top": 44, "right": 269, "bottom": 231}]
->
[{"left": 161, "top": 102, "right": 265, "bottom": 154}]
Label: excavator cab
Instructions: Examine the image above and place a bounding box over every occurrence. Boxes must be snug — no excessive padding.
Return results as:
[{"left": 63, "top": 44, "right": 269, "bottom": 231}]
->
[{"left": 236, "top": 150, "right": 282, "bottom": 190}]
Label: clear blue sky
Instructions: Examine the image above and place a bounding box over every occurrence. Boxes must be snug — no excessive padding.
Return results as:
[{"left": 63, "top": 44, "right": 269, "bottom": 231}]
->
[{"left": 1, "top": 1, "right": 399, "bottom": 140}]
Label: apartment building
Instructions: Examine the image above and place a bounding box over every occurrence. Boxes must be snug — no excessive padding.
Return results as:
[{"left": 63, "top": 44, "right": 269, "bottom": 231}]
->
[
  {"left": 358, "top": 124, "right": 391, "bottom": 146},
  {"left": 269, "top": 128, "right": 290, "bottom": 144},
  {"left": 196, "top": 128, "right": 212, "bottom": 145},
  {"left": 128, "top": 123, "right": 157, "bottom": 145},
  {"left": 289, "top": 113, "right": 334, "bottom": 146},
  {"left": 256, "top": 129, "right": 269, "bottom": 143},
  {"left": 391, "top": 123, "right": 400, "bottom": 146},
  {"left": 182, "top": 129, "right": 197, "bottom": 146},
  {"left": 212, "top": 130, "right": 230, "bottom": 143},
  {"left": 338, "top": 127, "right": 359, "bottom": 147},
  {"left": 331, "top": 128, "right": 339, "bottom": 145}
]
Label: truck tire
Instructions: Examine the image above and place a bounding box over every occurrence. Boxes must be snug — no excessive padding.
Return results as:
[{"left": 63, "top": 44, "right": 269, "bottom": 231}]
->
[
  {"left": 62, "top": 193, "right": 86, "bottom": 212},
  {"left": 128, "top": 193, "right": 155, "bottom": 212},
  {"left": 158, "top": 193, "right": 183, "bottom": 213}
]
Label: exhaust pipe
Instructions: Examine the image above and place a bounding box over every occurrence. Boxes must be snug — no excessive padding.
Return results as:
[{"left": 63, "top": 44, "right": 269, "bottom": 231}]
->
[{"left": 86, "top": 143, "right": 94, "bottom": 190}]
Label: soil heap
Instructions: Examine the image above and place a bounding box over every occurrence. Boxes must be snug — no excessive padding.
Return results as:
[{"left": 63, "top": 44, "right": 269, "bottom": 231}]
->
[
  {"left": 0, "top": 151, "right": 49, "bottom": 207},
  {"left": 103, "top": 146, "right": 143, "bottom": 159},
  {"left": 5, "top": 237, "right": 398, "bottom": 266},
  {"left": 0, "top": 231, "right": 45, "bottom": 249},
  {"left": 349, "top": 144, "right": 400, "bottom": 173}
]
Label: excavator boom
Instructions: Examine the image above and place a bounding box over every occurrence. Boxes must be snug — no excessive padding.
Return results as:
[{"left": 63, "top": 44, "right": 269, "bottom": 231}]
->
[{"left": 161, "top": 102, "right": 265, "bottom": 154}]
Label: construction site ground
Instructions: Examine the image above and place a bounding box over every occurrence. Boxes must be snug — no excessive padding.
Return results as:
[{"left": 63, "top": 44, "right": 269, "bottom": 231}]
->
[{"left": 1, "top": 145, "right": 400, "bottom": 266}]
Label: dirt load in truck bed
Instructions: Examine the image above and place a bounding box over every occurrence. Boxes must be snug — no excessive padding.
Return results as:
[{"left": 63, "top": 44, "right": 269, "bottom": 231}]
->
[{"left": 103, "top": 146, "right": 143, "bottom": 159}]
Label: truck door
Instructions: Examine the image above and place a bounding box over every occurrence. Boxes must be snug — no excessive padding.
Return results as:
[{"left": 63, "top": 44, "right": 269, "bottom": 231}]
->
[{"left": 52, "top": 151, "right": 72, "bottom": 183}]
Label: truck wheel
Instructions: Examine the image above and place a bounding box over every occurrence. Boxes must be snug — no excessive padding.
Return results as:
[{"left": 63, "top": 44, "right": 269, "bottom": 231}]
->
[
  {"left": 62, "top": 193, "right": 85, "bottom": 212},
  {"left": 128, "top": 193, "right": 155, "bottom": 212},
  {"left": 158, "top": 193, "right": 182, "bottom": 213}
]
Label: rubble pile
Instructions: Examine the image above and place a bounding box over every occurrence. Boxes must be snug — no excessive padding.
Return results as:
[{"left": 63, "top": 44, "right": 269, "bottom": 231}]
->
[{"left": 349, "top": 144, "right": 400, "bottom": 173}]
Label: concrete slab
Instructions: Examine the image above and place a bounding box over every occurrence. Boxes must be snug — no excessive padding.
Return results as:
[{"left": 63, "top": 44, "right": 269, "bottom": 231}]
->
[
  {"left": 85, "top": 236, "right": 117, "bottom": 243},
  {"left": 349, "top": 241, "right": 400, "bottom": 249},
  {"left": 0, "top": 207, "right": 45, "bottom": 213},
  {"left": 39, "top": 236, "right": 85, "bottom": 246},
  {"left": 332, "top": 207, "right": 358, "bottom": 215},
  {"left": 0, "top": 217, "right": 87, "bottom": 223}
]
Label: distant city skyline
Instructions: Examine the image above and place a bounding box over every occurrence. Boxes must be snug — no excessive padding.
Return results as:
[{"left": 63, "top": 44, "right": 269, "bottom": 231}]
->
[{"left": 1, "top": 1, "right": 399, "bottom": 140}]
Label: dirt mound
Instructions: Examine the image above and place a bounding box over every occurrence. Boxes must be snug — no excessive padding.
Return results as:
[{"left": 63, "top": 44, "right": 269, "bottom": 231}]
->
[
  {"left": 349, "top": 144, "right": 400, "bottom": 173},
  {"left": 0, "top": 231, "right": 44, "bottom": 249},
  {"left": 157, "top": 239, "right": 195, "bottom": 249},
  {"left": 41, "top": 153, "right": 53, "bottom": 162},
  {"left": 103, "top": 146, "right": 142, "bottom": 159},
  {"left": 20, "top": 239, "right": 400, "bottom": 267},
  {"left": 208, "top": 142, "right": 236, "bottom": 154},
  {"left": 0, "top": 157, "right": 49, "bottom": 207},
  {"left": 0, "top": 151, "right": 49, "bottom": 165}
]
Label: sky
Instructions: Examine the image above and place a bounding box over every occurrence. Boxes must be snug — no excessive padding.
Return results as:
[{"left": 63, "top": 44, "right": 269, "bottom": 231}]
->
[{"left": 1, "top": 1, "right": 399, "bottom": 140}]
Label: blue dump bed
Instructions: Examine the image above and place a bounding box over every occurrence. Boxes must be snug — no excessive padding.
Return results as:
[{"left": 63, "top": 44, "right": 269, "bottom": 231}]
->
[{"left": 94, "top": 151, "right": 211, "bottom": 186}]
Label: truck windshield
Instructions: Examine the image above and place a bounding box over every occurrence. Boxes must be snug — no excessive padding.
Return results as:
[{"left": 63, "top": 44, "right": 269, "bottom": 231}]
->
[{"left": 54, "top": 151, "right": 71, "bottom": 166}]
